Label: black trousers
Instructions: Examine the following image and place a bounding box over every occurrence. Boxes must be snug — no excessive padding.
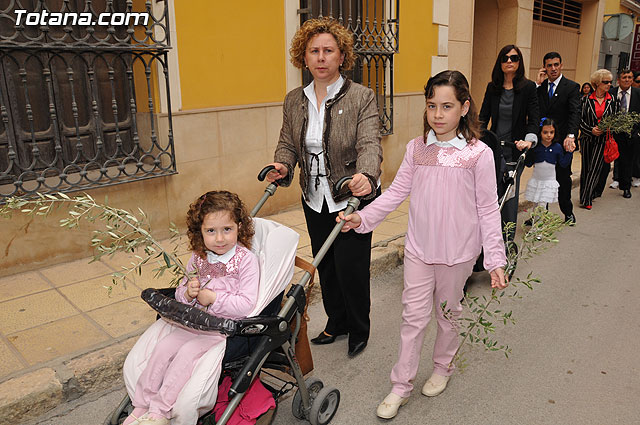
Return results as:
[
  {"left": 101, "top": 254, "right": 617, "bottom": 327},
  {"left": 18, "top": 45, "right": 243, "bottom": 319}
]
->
[
  {"left": 556, "top": 155, "right": 574, "bottom": 217},
  {"left": 301, "top": 188, "right": 380, "bottom": 344},
  {"left": 616, "top": 136, "right": 635, "bottom": 190}
]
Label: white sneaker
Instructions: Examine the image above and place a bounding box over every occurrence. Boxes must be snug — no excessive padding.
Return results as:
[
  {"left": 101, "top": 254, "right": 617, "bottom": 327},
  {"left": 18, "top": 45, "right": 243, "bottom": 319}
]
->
[
  {"left": 421, "top": 373, "right": 450, "bottom": 397},
  {"left": 632, "top": 177, "right": 640, "bottom": 187},
  {"left": 376, "top": 392, "right": 409, "bottom": 419},
  {"left": 610, "top": 180, "right": 619, "bottom": 189}
]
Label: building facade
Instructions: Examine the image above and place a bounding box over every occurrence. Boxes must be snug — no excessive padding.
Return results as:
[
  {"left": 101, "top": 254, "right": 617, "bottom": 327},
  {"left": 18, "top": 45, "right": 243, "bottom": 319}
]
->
[{"left": 1, "top": 0, "right": 605, "bottom": 276}]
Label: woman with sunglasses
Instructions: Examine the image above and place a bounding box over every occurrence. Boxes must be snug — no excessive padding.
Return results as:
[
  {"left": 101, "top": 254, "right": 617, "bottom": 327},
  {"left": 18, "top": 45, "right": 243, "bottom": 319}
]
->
[
  {"left": 479, "top": 45, "right": 539, "bottom": 243},
  {"left": 578, "top": 69, "right": 618, "bottom": 209}
]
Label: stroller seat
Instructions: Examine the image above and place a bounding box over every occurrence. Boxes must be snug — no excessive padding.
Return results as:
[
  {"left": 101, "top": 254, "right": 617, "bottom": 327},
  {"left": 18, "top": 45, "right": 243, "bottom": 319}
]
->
[{"left": 121, "top": 217, "right": 300, "bottom": 425}]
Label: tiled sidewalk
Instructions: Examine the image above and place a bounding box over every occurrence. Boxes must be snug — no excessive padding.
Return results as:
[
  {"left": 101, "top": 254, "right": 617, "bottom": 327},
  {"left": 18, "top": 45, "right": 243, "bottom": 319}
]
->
[
  {"left": 0, "top": 200, "right": 410, "bottom": 383},
  {"left": 0, "top": 151, "right": 582, "bottom": 384}
]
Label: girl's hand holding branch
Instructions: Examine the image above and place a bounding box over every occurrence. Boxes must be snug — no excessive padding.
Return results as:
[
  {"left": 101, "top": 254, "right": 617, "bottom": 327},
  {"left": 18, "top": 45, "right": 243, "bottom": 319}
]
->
[
  {"left": 197, "top": 288, "right": 217, "bottom": 307},
  {"left": 489, "top": 267, "right": 508, "bottom": 289},
  {"left": 337, "top": 211, "right": 362, "bottom": 232},
  {"left": 185, "top": 277, "right": 200, "bottom": 302}
]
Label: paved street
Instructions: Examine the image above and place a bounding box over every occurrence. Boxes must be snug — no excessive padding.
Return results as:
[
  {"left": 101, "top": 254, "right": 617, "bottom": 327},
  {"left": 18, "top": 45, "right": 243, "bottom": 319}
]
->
[{"left": 29, "top": 185, "right": 640, "bottom": 425}]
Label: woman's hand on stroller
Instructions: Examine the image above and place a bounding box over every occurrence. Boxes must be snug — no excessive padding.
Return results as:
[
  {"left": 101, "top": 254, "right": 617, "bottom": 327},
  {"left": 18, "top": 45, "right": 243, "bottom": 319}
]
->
[
  {"left": 336, "top": 210, "right": 362, "bottom": 232},
  {"left": 264, "top": 162, "right": 288, "bottom": 183},
  {"left": 489, "top": 267, "right": 508, "bottom": 289},
  {"left": 514, "top": 140, "right": 532, "bottom": 151},
  {"left": 348, "top": 173, "right": 372, "bottom": 197},
  {"left": 186, "top": 277, "right": 201, "bottom": 302}
]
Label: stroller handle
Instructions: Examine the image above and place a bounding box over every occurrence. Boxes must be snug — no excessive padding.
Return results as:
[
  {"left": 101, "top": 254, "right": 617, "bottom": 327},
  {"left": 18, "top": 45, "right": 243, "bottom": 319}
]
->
[
  {"left": 251, "top": 165, "right": 282, "bottom": 217},
  {"left": 334, "top": 175, "right": 353, "bottom": 193},
  {"left": 257, "top": 165, "right": 277, "bottom": 182}
]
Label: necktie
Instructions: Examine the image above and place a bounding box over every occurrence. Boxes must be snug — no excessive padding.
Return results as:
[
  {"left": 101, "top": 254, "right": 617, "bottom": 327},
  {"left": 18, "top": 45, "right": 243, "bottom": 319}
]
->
[
  {"left": 548, "top": 82, "right": 555, "bottom": 99},
  {"left": 621, "top": 91, "right": 628, "bottom": 112}
]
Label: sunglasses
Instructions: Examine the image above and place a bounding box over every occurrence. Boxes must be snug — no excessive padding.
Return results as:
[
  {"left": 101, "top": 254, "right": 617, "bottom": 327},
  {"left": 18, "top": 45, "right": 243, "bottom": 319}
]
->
[
  {"left": 501, "top": 54, "right": 520, "bottom": 63},
  {"left": 635, "top": 79, "right": 640, "bottom": 84},
  {"left": 601, "top": 80, "right": 612, "bottom": 84}
]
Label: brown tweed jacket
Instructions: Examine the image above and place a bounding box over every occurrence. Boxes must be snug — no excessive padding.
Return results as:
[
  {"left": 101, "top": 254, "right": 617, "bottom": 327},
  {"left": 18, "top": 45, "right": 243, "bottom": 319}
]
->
[{"left": 273, "top": 78, "right": 383, "bottom": 202}]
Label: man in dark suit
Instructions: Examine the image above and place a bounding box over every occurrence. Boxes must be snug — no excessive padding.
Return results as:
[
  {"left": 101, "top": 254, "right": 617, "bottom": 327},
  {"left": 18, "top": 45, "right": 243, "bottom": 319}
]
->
[
  {"left": 609, "top": 69, "right": 639, "bottom": 199},
  {"left": 536, "top": 52, "right": 581, "bottom": 223}
]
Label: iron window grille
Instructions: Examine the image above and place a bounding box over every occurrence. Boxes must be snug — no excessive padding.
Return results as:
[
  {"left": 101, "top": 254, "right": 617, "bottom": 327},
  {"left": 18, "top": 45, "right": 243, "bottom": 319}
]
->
[
  {"left": 299, "top": 0, "right": 399, "bottom": 135},
  {"left": 533, "top": 0, "right": 582, "bottom": 30},
  {"left": 0, "top": 0, "right": 176, "bottom": 203}
]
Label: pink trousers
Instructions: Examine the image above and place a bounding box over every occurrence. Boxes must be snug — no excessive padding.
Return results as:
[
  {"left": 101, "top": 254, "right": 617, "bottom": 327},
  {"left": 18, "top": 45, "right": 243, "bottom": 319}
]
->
[
  {"left": 390, "top": 250, "right": 475, "bottom": 398},
  {"left": 132, "top": 326, "right": 226, "bottom": 418}
]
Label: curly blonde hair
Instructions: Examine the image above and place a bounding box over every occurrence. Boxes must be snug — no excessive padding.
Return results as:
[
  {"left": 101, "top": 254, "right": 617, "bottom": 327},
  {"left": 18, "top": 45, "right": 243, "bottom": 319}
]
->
[
  {"left": 186, "top": 191, "right": 254, "bottom": 259},
  {"left": 289, "top": 17, "right": 355, "bottom": 70},
  {"left": 590, "top": 69, "right": 613, "bottom": 89}
]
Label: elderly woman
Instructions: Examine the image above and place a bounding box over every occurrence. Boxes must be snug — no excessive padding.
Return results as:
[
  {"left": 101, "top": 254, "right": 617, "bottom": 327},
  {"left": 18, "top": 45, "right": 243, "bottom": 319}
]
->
[
  {"left": 479, "top": 44, "right": 539, "bottom": 240},
  {"left": 266, "top": 17, "right": 382, "bottom": 358},
  {"left": 579, "top": 69, "right": 618, "bottom": 209}
]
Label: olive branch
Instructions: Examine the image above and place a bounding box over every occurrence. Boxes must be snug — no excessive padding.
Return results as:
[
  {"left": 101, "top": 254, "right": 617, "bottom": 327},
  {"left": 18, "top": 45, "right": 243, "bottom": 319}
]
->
[
  {"left": 442, "top": 206, "right": 567, "bottom": 370},
  {"left": 1, "top": 192, "right": 190, "bottom": 292}
]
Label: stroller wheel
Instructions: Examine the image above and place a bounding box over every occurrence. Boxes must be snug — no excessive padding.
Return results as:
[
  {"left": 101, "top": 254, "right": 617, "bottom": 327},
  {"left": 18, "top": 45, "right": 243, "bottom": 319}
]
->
[
  {"left": 104, "top": 394, "right": 132, "bottom": 425},
  {"left": 309, "top": 386, "right": 340, "bottom": 425},
  {"left": 292, "top": 377, "right": 324, "bottom": 420}
]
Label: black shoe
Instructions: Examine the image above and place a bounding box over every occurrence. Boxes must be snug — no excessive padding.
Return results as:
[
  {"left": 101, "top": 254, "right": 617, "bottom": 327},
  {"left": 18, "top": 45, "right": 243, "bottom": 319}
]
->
[
  {"left": 623, "top": 189, "right": 632, "bottom": 198},
  {"left": 310, "top": 331, "right": 344, "bottom": 345},
  {"left": 347, "top": 340, "right": 367, "bottom": 358},
  {"left": 565, "top": 214, "right": 576, "bottom": 225}
]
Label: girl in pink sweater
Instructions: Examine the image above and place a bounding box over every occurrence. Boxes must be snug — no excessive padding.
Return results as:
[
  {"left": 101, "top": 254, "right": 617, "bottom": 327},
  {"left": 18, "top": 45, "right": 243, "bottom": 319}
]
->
[
  {"left": 124, "top": 191, "right": 259, "bottom": 425},
  {"left": 339, "top": 70, "right": 508, "bottom": 420}
]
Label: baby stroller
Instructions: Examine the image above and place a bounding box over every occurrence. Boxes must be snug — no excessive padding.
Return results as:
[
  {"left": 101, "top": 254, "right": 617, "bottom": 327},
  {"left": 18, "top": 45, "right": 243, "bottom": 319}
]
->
[
  {"left": 473, "top": 130, "right": 529, "bottom": 280},
  {"left": 105, "top": 167, "right": 361, "bottom": 425}
]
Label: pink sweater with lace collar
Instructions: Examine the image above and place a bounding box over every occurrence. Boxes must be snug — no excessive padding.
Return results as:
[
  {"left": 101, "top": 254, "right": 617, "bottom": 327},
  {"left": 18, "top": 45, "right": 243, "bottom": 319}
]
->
[{"left": 356, "top": 136, "right": 506, "bottom": 272}]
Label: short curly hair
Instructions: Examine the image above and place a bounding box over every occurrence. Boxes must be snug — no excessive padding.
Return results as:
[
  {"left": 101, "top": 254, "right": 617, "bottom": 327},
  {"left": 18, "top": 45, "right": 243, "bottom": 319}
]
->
[
  {"left": 289, "top": 17, "right": 355, "bottom": 71},
  {"left": 590, "top": 69, "right": 613, "bottom": 89},
  {"left": 186, "top": 191, "right": 254, "bottom": 259}
]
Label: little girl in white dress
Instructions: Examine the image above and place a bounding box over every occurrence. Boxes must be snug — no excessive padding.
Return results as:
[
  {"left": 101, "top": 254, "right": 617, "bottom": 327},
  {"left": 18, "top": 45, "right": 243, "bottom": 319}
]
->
[{"left": 524, "top": 118, "right": 574, "bottom": 207}]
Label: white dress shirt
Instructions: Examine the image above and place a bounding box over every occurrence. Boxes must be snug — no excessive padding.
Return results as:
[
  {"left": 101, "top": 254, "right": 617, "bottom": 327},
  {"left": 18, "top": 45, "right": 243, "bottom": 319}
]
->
[{"left": 303, "top": 76, "right": 348, "bottom": 213}]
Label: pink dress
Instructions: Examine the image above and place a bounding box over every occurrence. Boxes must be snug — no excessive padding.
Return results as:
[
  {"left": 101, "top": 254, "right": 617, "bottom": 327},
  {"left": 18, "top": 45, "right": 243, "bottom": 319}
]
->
[
  {"left": 132, "top": 245, "right": 259, "bottom": 420},
  {"left": 354, "top": 135, "right": 506, "bottom": 395}
]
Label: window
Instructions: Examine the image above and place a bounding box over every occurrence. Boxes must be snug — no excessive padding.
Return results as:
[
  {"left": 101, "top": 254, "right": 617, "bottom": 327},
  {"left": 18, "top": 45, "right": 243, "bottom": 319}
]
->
[
  {"left": 299, "top": 0, "right": 399, "bottom": 135},
  {"left": 533, "top": 0, "right": 582, "bottom": 30},
  {"left": 0, "top": 0, "right": 176, "bottom": 202}
]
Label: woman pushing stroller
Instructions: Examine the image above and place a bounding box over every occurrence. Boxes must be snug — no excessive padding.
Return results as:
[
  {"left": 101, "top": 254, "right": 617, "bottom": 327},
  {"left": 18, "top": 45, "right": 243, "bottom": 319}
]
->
[
  {"left": 123, "top": 191, "right": 261, "bottom": 425},
  {"left": 339, "top": 70, "right": 508, "bottom": 419}
]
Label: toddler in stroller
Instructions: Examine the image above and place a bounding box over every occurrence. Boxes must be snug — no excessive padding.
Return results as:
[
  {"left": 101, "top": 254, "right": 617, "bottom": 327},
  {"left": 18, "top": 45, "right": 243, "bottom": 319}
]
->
[{"left": 109, "top": 171, "right": 350, "bottom": 425}]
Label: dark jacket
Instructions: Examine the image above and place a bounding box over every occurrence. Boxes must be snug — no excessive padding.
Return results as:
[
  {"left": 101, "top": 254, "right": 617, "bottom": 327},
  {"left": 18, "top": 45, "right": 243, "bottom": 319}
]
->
[
  {"left": 579, "top": 94, "right": 618, "bottom": 146},
  {"left": 274, "top": 78, "right": 383, "bottom": 202},
  {"left": 479, "top": 79, "right": 540, "bottom": 143},
  {"left": 537, "top": 76, "right": 581, "bottom": 140}
]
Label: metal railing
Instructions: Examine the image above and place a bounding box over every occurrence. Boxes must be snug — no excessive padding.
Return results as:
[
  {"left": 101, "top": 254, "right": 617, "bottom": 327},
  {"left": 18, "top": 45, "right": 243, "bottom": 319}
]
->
[{"left": 0, "top": 0, "right": 176, "bottom": 202}]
